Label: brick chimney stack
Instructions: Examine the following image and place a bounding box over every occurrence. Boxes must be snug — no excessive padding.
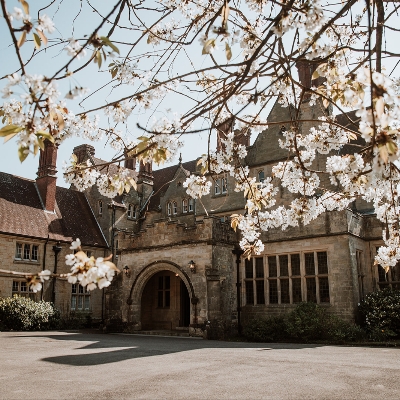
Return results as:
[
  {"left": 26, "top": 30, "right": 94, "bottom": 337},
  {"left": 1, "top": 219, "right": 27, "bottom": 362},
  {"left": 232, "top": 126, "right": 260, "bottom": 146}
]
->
[
  {"left": 138, "top": 160, "right": 153, "bottom": 181},
  {"left": 73, "top": 144, "right": 95, "bottom": 164},
  {"left": 36, "top": 140, "right": 58, "bottom": 212},
  {"left": 124, "top": 150, "right": 136, "bottom": 170},
  {"left": 216, "top": 118, "right": 234, "bottom": 152},
  {"left": 216, "top": 118, "right": 250, "bottom": 151},
  {"left": 296, "top": 60, "right": 325, "bottom": 93},
  {"left": 296, "top": 60, "right": 317, "bottom": 89}
]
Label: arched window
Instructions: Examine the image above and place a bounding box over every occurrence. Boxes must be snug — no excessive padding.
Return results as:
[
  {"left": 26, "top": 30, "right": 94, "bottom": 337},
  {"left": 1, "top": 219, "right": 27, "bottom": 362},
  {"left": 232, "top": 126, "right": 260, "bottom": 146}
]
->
[
  {"left": 173, "top": 201, "right": 178, "bottom": 215},
  {"left": 167, "top": 202, "right": 172, "bottom": 216},
  {"left": 127, "top": 204, "right": 133, "bottom": 218},
  {"left": 258, "top": 170, "right": 265, "bottom": 183},
  {"left": 98, "top": 200, "right": 103, "bottom": 216},
  {"left": 182, "top": 199, "right": 188, "bottom": 213},
  {"left": 188, "top": 198, "right": 194, "bottom": 212}
]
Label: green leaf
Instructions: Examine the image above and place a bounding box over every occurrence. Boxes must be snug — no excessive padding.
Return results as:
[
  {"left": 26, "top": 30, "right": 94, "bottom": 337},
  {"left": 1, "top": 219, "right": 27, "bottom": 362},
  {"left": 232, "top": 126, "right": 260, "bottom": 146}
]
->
[
  {"left": 18, "top": 145, "right": 29, "bottom": 163},
  {"left": 225, "top": 42, "right": 232, "bottom": 61},
  {"left": 311, "top": 69, "right": 319, "bottom": 80},
  {"left": 0, "top": 124, "right": 24, "bottom": 136},
  {"left": 100, "top": 36, "right": 120, "bottom": 54},
  {"left": 18, "top": 0, "right": 29, "bottom": 15},
  {"left": 36, "top": 130, "right": 55, "bottom": 143},
  {"left": 221, "top": 1, "right": 230, "bottom": 30},
  {"left": 137, "top": 136, "right": 150, "bottom": 141},
  {"left": 33, "top": 33, "right": 41, "bottom": 50},
  {"left": 17, "top": 31, "right": 27, "bottom": 48},
  {"left": 36, "top": 136, "right": 45, "bottom": 151},
  {"left": 97, "top": 50, "right": 102, "bottom": 68},
  {"left": 202, "top": 39, "right": 215, "bottom": 55},
  {"left": 36, "top": 29, "right": 48, "bottom": 46}
]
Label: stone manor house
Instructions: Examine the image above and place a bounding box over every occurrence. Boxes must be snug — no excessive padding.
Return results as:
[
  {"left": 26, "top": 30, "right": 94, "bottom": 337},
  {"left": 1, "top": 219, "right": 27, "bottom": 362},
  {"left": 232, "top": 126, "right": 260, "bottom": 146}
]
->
[{"left": 0, "top": 64, "right": 397, "bottom": 336}]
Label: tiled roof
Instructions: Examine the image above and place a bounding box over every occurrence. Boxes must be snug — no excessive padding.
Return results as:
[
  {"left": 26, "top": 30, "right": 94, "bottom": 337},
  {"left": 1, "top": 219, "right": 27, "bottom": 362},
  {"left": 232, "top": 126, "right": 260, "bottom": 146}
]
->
[
  {"left": 0, "top": 172, "right": 108, "bottom": 248},
  {"left": 148, "top": 160, "right": 198, "bottom": 210}
]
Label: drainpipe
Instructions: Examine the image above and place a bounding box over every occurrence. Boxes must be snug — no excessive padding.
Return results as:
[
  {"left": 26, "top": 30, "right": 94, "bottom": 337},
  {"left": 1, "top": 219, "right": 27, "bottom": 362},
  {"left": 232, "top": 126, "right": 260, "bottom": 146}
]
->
[
  {"left": 41, "top": 234, "right": 49, "bottom": 301},
  {"left": 232, "top": 246, "right": 244, "bottom": 336},
  {"left": 51, "top": 241, "right": 62, "bottom": 304}
]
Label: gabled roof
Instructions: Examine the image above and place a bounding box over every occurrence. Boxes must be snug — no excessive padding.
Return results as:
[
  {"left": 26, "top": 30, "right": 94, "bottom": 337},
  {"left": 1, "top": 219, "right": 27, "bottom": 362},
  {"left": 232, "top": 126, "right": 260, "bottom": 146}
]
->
[
  {"left": 149, "top": 160, "right": 198, "bottom": 210},
  {"left": 0, "top": 172, "right": 108, "bottom": 248}
]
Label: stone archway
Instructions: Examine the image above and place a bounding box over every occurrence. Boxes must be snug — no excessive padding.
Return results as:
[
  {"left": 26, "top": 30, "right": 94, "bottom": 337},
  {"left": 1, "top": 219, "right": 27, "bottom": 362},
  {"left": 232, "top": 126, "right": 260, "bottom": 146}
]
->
[{"left": 127, "top": 260, "right": 197, "bottom": 330}]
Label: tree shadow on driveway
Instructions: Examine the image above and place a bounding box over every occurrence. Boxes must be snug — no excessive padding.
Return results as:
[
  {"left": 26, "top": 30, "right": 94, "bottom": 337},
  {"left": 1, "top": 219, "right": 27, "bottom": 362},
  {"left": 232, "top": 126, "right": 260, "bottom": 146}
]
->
[{"left": 6, "top": 331, "right": 326, "bottom": 367}]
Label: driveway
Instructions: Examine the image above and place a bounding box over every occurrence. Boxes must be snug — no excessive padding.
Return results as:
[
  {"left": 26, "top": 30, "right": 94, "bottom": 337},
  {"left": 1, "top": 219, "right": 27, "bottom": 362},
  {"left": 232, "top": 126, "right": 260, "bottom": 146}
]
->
[{"left": 0, "top": 331, "right": 399, "bottom": 399}]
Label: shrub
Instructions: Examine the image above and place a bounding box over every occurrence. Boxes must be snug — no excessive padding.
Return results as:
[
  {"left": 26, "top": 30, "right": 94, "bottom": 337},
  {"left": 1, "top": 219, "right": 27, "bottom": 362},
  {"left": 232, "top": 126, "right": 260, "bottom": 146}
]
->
[
  {"left": 358, "top": 288, "right": 400, "bottom": 340},
  {"left": 59, "top": 311, "right": 93, "bottom": 330},
  {"left": 0, "top": 295, "right": 60, "bottom": 331},
  {"left": 243, "top": 303, "right": 367, "bottom": 343},
  {"left": 243, "top": 315, "right": 288, "bottom": 342},
  {"left": 285, "top": 302, "right": 329, "bottom": 341}
]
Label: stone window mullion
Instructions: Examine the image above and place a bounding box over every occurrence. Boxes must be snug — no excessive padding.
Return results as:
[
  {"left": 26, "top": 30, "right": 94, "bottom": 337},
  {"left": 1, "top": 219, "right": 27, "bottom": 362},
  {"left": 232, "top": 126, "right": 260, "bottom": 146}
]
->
[
  {"left": 300, "top": 252, "right": 306, "bottom": 301},
  {"left": 264, "top": 256, "right": 268, "bottom": 305},
  {"left": 277, "top": 255, "right": 281, "bottom": 305},
  {"left": 314, "top": 252, "right": 320, "bottom": 303}
]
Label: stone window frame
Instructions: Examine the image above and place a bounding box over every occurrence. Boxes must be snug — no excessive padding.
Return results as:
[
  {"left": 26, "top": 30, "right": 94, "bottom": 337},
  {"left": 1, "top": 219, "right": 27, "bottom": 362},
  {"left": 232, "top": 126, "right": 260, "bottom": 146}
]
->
[
  {"left": 127, "top": 204, "right": 137, "bottom": 219},
  {"left": 243, "top": 250, "right": 330, "bottom": 306},
  {"left": 15, "top": 242, "right": 39, "bottom": 262},
  {"left": 221, "top": 177, "right": 228, "bottom": 194},
  {"left": 173, "top": 201, "right": 178, "bottom": 215},
  {"left": 167, "top": 202, "right": 172, "bottom": 216},
  {"left": 356, "top": 250, "right": 365, "bottom": 301},
  {"left": 214, "top": 178, "right": 221, "bottom": 195},
  {"left": 375, "top": 247, "right": 400, "bottom": 290},
  {"left": 188, "top": 198, "right": 194, "bottom": 212},
  {"left": 257, "top": 170, "right": 265, "bottom": 183},
  {"left": 12, "top": 280, "right": 37, "bottom": 300},
  {"left": 71, "top": 284, "right": 90, "bottom": 311},
  {"left": 127, "top": 204, "right": 134, "bottom": 219},
  {"left": 214, "top": 176, "right": 228, "bottom": 196},
  {"left": 182, "top": 199, "right": 188, "bottom": 213},
  {"left": 98, "top": 200, "right": 103, "bottom": 216}
]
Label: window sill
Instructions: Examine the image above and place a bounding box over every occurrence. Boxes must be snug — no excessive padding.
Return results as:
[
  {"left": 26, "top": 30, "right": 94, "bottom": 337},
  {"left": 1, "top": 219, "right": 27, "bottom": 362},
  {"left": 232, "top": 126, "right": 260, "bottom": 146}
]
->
[
  {"left": 14, "top": 259, "right": 39, "bottom": 264},
  {"left": 213, "top": 193, "right": 227, "bottom": 198}
]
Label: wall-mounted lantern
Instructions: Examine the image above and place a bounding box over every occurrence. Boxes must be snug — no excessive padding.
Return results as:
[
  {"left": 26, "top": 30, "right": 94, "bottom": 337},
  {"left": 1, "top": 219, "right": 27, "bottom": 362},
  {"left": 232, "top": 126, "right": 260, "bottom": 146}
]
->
[
  {"left": 188, "top": 260, "right": 196, "bottom": 273},
  {"left": 123, "top": 265, "right": 130, "bottom": 277}
]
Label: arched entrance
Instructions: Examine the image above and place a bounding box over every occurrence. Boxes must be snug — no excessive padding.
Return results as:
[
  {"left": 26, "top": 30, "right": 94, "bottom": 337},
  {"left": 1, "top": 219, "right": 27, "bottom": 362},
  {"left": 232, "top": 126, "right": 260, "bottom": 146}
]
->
[{"left": 141, "top": 270, "right": 190, "bottom": 330}]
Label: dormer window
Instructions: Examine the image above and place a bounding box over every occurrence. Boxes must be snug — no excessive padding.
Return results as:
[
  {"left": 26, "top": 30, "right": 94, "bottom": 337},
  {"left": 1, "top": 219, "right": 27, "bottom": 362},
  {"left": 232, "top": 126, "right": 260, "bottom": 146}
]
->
[
  {"left": 98, "top": 200, "right": 103, "bottom": 216},
  {"left": 127, "top": 204, "right": 133, "bottom": 219},
  {"left": 215, "top": 179, "right": 221, "bottom": 195},
  {"left": 167, "top": 202, "right": 172, "bottom": 216},
  {"left": 182, "top": 199, "right": 188, "bottom": 213},
  {"left": 221, "top": 178, "right": 228, "bottom": 194},
  {"left": 188, "top": 198, "right": 194, "bottom": 212},
  {"left": 133, "top": 205, "right": 137, "bottom": 219},
  {"left": 173, "top": 201, "right": 178, "bottom": 215},
  {"left": 258, "top": 170, "right": 265, "bottom": 183}
]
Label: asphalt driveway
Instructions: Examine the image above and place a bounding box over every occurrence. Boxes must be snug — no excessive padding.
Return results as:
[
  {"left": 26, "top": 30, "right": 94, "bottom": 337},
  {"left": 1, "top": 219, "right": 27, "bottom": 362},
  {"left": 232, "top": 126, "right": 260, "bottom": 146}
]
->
[{"left": 0, "top": 331, "right": 399, "bottom": 399}]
